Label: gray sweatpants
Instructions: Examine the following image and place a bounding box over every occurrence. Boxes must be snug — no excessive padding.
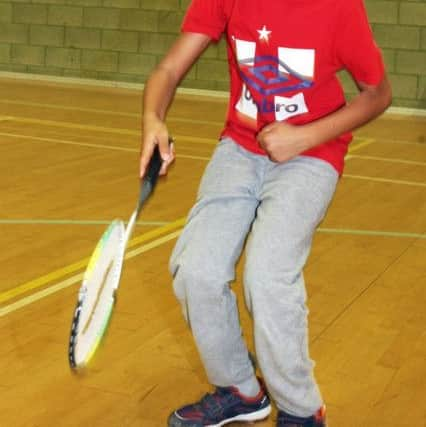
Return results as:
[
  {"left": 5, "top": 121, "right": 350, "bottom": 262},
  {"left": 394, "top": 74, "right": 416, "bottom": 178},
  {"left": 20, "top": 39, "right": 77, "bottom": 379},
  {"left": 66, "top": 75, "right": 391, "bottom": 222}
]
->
[{"left": 169, "top": 137, "right": 338, "bottom": 417}]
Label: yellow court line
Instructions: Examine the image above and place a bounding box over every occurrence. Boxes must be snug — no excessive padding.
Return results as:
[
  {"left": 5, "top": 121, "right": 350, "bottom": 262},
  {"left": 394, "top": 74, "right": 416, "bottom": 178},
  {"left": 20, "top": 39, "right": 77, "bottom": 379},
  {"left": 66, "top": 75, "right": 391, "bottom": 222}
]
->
[
  {"left": 127, "top": 217, "right": 185, "bottom": 247},
  {"left": 178, "top": 153, "right": 211, "bottom": 161},
  {"left": 0, "top": 132, "right": 212, "bottom": 161},
  {"left": 1, "top": 131, "right": 376, "bottom": 163},
  {"left": 0, "top": 135, "right": 376, "bottom": 307},
  {"left": 348, "top": 138, "right": 375, "bottom": 154},
  {"left": 0, "top": 217, "right": 186, "bottom": 305},
  {"left": 0, "top": 230, "right": 183, "bottom": 317},
  {"left": 0, "top": 131, "right": 138, "bottom": 151},
  {"left": 1, "top": 116, "right": 134, "bottom": 135},
  {"left": 0, "top": 116, "right": 218, "bottom": 145},
  {"left": 374, "top": 138, "right": 426, "bottom": 146},
  {"left": 0, "top": 98, "right": 225, "bottom": 126},
  {"left": 1, "top": 115, "right": 377, "bottom": 149}
]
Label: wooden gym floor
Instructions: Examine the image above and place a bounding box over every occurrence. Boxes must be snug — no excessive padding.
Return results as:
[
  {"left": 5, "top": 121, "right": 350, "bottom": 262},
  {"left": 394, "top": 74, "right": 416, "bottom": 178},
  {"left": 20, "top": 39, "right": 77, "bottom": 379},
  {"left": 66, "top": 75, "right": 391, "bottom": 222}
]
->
[{"left": 0, "top": 77, "right": 425, "bottom": 426}]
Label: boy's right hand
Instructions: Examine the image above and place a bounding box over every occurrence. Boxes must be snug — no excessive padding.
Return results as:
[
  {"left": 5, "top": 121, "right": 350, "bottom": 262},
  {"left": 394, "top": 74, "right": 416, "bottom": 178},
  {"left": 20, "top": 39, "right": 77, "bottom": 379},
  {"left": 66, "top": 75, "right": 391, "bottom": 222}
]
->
[{"left": 140, "top": 117, "right": 175, "bottom": 178}]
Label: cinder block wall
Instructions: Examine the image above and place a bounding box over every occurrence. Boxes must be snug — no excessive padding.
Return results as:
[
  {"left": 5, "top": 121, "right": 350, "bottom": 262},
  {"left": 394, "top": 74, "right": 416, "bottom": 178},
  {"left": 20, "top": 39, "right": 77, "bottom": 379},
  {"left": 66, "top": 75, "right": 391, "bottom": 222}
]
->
[{"left": 0, "top": 0, "right": 424, "bottom": 108}]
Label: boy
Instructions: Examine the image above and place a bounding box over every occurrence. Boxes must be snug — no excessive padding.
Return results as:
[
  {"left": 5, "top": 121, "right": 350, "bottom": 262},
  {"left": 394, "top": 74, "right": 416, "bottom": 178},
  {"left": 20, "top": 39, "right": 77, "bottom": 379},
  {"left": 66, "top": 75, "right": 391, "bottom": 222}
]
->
[{"left": 140, "top": 0, "right": 392, "bottom": 425}]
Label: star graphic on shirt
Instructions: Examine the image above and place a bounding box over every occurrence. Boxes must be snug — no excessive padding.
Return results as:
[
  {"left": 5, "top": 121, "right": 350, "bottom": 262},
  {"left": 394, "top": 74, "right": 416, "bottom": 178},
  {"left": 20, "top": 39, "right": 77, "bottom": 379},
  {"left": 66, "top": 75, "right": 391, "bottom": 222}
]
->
[{"left": 257, "top": 25, "right": 272, "bottom": 42}]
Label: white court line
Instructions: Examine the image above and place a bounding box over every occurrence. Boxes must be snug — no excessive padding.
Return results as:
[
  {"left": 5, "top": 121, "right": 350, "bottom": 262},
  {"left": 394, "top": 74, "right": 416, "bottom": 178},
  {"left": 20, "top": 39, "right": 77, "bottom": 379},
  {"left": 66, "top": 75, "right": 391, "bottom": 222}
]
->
[
  {"left": 0, "top": 99, "right": 224, "bottom": 126},
  {"left": 343, "top": 174, "right": 426, "bottom": 187},
  {"left": 0, "top": 131, "right": 423, "bottom": 316},
  {"left": 7, "top": 130, "right": 425, "bottom": 186},
  {"left": 4, "top": 130, "right": 425, "bottom": 187},
  {"left": 0, "top": 87, "right": 422, "bottom": 316},
  {"left": 2, "top": 226, "right": 425, "bottom": 317},
  {"left": 347, "top": 155, "right": 426, "bottom": 167},
  {"left": 0, "top": 230, "right": 182, "bottom": 317},
  {"left": 0, "top": 117, "right": 218, "bottom": 145},
  {"left": 0, "top": 132, "right": 211, "bottom": 161},
  {"left": 1, "top": 115, "right": 383, "bottom": 147},
  {"left": 0, "top": 130, "right": 373, "bottom": 159},
  {"left": 0, "top": 219, "right": 170, "bottom": 226}
]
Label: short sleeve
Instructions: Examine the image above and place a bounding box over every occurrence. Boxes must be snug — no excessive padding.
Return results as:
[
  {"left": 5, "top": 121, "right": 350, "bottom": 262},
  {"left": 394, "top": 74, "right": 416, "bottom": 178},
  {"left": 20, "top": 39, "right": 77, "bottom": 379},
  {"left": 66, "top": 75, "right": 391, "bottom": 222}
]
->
[
  {"left": 181, "top": 0, "right": 228, "bottom": 41},
  {"left": 335, "top": 0, "right": 385, "bottom": 86}
]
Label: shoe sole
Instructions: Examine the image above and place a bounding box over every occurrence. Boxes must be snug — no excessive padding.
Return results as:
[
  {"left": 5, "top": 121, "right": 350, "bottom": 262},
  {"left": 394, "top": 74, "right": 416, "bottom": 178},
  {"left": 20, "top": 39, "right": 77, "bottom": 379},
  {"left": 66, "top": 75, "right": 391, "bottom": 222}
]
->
[
  {"left": 169, "top": 404, "right": 272, "bottom": 427},
  {"left": 206, "top": 404, "right": 272, "bottom": 427}
]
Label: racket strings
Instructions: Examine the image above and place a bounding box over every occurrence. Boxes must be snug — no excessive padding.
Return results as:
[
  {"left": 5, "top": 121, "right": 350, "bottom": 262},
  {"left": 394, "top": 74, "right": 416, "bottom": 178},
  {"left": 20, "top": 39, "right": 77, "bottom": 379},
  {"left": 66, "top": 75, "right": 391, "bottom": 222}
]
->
[
  {"left": 81, "top": 260, "right": 114, "bottom": 335},
  {"left": 73, "top": 220, "right": 125, "bottom": 366}
]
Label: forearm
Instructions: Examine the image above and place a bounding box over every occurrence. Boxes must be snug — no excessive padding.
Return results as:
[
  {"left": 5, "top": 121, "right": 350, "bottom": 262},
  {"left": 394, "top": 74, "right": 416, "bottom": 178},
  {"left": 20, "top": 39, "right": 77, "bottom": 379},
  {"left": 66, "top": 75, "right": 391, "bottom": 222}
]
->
[
  {"left": 143, "top": 65, "right": 179, "bottom": 123},
  {"left": 142, "top": 32, "right": 211, "bottom": 126},
  {"left": 140, "top": 32, "right": 211, "bottom": 176},
  {"left": 302, "top": 75, "right": 392, "bottom": 150}
]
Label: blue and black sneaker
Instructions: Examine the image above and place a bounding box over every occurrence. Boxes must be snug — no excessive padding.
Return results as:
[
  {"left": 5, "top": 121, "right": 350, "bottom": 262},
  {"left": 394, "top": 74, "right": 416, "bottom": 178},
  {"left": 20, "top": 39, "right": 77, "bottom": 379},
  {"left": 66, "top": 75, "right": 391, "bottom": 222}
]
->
[
  {"left": 276, "top": 405, "right": 327, "bottom": 427},
  {"left": 168, "top": 384, "right": 271, "bottom": 427}
]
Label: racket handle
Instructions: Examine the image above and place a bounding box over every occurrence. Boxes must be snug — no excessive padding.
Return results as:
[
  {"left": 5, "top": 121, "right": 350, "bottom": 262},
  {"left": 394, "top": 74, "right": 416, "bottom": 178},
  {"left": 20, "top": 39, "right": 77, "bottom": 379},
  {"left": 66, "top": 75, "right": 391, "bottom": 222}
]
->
[
  {"left": 143, "top": 145, "right": 162, "bottom": 188},
  {"left": 138, "top": 138, "right": 173, "bottom": 207}
]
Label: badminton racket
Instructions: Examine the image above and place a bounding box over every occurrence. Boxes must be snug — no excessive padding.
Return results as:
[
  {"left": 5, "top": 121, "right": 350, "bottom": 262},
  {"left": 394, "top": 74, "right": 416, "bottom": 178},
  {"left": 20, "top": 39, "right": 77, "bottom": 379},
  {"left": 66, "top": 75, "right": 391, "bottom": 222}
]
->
[{"left": 68, "top": 144, "right": 165, "bottom": 369}]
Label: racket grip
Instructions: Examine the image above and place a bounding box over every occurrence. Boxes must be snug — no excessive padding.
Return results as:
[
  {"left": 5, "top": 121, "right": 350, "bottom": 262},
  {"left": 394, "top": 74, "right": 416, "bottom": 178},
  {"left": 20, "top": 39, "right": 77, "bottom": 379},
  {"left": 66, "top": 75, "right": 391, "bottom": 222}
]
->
[
  {"left": 143, "top": 138, "right": 173, "bottom": 187},
  {"left": 139, "top": 138, "right": 173, "bottom": 207},
  {"left": 143, "top": 145, "right": 162, "bottom": 187}
]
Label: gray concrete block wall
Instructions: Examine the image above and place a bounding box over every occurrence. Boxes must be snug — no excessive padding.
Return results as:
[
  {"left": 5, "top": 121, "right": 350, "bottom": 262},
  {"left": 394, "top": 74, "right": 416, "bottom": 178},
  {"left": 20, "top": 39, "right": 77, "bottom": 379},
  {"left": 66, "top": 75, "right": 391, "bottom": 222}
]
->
[
  {"left": 353, "top": 0, "right": 425, "bottom": 108},
  {"left": 0, "top": 0, "right": 424, "bottom": 108}
]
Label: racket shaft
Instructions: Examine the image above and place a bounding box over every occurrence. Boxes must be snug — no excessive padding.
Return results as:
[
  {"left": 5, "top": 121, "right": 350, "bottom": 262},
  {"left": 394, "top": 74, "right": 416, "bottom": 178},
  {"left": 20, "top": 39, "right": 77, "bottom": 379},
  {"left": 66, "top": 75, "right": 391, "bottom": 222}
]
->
[
  {"left": 124, "top": 209, "right": 138, "bottom": 248},
  {"left": 122, "top": 147, "right": 164, "bottom": 267}
]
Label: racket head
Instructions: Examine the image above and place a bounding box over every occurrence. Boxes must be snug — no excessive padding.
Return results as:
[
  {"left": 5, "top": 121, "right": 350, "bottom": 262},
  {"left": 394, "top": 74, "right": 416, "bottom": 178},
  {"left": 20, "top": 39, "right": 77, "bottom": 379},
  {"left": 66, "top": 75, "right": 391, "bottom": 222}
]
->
[{"left": 69, "top": 219, "right": 126, "bottom": 370}]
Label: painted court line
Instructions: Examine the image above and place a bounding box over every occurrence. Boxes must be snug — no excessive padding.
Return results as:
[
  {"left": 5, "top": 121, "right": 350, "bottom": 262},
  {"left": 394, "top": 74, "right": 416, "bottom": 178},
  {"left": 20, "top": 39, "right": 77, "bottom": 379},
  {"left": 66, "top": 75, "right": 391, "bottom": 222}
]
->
[
  {"left": 0, "top": 132, "right": 212, "bottom": 161},
  {"left": 2, "top": 226, "right": 425, "bottom": 317},
  {"left": 0, "top": 230, "right": 183, "bottom": 317},
  {"left": 1, "top": 130, "right": 372, "bottom": 160},
  {"left": 0, "top": 131, "right": 139, "bottom": 151},
  {"left": 1, "top": 116, "right": 379, "bottom": 149},
  {"left": 0, "top": 217, "right": 186, "bottom": 305},
  {"left": 318, "top": 228, "right": 426, "bottom": 239},
  {"left": 2, "top": 86, "right": 425, "bottom": 319},
  {"left": 0, "top": 219, "right": 170, "bottom": 226},
  {"left": 343, "top": 174, "right": 426, "bottom": 188},
  {"left": 0, "top": 133, "right": 389, "bottom": 313},
  {"left": 347, "top": 138, "right": 375, "bottom": 154},
  {"left": 347, "top": 155, "right": 426, "bottom": 167},
  {"left": 2, "top": 116, "right": 137, "bottom": 135},
  {"left": 0, "top": 136, "right": 376, "bottom": 303},
  {"left": 0, "top": 98, "right": 224, "bottom": 126},
  {"left": 0, "top": 117, "right": 218, "bottom": 145},
  {"left": 375, "top": 138, "right": 426, "bottom": 146}
]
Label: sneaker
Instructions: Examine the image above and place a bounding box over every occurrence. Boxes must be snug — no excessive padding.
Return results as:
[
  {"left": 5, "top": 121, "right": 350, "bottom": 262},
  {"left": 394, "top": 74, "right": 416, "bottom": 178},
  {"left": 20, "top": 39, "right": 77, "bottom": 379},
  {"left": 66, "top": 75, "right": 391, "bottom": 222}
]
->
[
  {"left": 168, "top": 385, "right": 271, "bottom": 427},
  {"left": 276, "top": 405, "right": 326, "bottom": 427}
]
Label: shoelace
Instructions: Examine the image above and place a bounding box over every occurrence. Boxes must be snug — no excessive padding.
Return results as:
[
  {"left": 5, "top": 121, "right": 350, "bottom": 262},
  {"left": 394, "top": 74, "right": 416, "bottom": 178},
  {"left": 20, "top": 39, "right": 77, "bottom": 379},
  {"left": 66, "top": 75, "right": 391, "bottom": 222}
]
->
[{"left": 196, "top": 390, "right": 239, "bottom": 420}]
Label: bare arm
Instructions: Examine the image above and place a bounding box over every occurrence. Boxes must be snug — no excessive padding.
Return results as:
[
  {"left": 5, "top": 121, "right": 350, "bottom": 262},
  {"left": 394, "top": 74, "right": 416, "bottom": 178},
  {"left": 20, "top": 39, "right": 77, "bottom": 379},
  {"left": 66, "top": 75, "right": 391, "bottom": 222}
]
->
[
  {"left": 140, "top": 32, "right": 211, "bottom": 177},
  {"left": 257, "top": 74, "right": 392, "bottom": 163}
]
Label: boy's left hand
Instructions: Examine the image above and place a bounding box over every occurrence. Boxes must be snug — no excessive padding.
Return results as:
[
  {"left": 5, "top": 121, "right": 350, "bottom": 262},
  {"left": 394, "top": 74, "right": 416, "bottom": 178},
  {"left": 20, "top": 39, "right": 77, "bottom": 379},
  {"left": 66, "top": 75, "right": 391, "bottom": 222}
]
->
[{"left": 257, "top": 121, "right": 311, "bottom": 163}]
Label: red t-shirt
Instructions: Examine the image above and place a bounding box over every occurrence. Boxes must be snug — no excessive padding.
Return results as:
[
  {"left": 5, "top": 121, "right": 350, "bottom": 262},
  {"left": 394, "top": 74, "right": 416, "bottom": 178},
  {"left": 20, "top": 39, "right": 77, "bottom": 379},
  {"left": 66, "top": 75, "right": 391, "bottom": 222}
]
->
[{"left": 182, "top": 0, "right": 385, "bottom": 174}]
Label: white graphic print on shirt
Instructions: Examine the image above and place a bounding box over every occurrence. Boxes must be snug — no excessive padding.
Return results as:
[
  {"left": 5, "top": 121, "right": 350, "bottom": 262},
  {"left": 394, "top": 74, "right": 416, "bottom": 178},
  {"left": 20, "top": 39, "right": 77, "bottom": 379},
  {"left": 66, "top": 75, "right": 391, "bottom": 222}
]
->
[{"left": 233, "top": 36, "right": 315, "bottom": 124}]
